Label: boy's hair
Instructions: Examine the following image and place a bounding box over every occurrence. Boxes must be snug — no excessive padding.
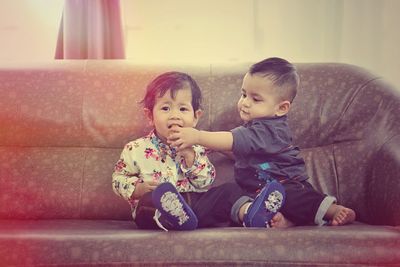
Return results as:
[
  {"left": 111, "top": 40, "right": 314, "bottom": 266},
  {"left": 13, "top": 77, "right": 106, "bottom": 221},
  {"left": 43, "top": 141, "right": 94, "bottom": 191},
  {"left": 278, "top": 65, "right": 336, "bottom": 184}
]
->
[
  {"left": 249, "top": 57, "right": 299, "bottom": 102},
  {"left": 141, "top": 71, "right": 202, "bottom": 114}
]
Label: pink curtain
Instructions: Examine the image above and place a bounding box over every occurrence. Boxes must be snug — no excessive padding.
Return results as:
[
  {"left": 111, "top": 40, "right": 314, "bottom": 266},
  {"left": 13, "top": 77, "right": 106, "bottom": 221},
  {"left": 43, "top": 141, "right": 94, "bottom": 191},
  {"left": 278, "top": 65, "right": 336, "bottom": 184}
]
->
[{"left": 55, "top": 0, "right": 125, "bottom": 59}]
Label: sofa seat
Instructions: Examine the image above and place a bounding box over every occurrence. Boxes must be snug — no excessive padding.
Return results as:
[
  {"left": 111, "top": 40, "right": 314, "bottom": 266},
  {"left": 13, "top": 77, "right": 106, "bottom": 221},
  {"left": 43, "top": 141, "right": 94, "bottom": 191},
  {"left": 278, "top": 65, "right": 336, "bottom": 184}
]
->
[{"left": 1, "top": 220, "right": 400, "bottom": 266}]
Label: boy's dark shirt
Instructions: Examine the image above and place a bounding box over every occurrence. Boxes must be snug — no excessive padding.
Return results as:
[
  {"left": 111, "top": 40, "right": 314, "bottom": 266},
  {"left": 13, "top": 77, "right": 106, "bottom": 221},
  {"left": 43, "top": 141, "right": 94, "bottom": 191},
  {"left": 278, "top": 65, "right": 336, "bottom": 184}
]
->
[{"left": 231, "top": 115, "right": 308, "bottom": 193}]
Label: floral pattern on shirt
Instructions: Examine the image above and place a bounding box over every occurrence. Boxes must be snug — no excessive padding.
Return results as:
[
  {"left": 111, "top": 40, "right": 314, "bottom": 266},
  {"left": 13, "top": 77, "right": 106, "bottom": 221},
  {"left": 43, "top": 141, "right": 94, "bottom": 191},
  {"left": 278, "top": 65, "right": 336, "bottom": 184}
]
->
[{"left": 112, "top": 130, "right": 215, "bottom": 216}]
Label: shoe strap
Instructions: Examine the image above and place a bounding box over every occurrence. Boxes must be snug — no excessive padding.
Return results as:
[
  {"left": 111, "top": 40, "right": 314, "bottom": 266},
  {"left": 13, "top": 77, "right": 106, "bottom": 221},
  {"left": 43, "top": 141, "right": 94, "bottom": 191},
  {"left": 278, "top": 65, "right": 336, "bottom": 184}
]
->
[
  {"left": 242, "top": 202, "right": 251, "bottom": 227},
  {"left": 153, "top": 209, "right": 169, "bottom": 232}
]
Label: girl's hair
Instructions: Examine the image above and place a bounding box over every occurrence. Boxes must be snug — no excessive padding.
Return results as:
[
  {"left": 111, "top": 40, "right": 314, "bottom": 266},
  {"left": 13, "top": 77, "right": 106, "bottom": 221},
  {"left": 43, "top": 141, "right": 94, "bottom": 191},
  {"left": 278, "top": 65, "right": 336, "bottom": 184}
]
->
[
  {"left": 141, "top": 71, "right": 202, "bottom": 113},
  {"left": 249, "top": 57, "right": 299, "bottom": 102}
]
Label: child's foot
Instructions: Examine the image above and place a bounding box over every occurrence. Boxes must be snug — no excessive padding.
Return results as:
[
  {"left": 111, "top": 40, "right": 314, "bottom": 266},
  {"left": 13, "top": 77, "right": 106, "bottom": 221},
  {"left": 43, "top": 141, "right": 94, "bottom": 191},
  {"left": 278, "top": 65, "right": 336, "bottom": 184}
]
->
[
  {"left": 243, "top": 180, "right": 285, "bottom": 228},
  {"left": 330, "top": 205, "right": 356, "bottom": 226},
  {"left": 152, "top": 182, "right": 198, "bottom": 231},
  {"left": 270, "top": 212, "right": 295, "bottom": 228}
]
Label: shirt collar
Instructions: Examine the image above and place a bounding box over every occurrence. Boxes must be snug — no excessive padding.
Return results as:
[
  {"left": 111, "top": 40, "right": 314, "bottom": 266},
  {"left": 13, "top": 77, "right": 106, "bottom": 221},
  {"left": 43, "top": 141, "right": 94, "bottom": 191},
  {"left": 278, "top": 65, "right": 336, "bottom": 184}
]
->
[
  {"left": 148, "top": 130, "right": 177, "bottom": 160},
  {"left": 246, "top": 114, "right": 287, "bottom": 126}
]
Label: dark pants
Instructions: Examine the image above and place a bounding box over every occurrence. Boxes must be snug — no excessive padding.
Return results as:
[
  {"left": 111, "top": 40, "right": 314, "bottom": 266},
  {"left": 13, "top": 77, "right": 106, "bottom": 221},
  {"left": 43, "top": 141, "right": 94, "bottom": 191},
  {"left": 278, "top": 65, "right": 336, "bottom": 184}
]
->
[
  {"left": 279, "top": 180, "right": 327, "bottom": 225},
  {"left": 134, "top": 182, "right": 245, "bottom": 229}
]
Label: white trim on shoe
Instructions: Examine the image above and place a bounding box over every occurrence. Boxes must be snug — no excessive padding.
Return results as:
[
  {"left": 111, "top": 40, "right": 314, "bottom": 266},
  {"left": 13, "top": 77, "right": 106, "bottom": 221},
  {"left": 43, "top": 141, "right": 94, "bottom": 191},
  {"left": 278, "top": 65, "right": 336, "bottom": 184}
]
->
[
  {"left": 153, "top": 209, "right": 169, "bottom": 232},
  {"left": 242, "top": 202, "right": 251, "bottom": 227}
]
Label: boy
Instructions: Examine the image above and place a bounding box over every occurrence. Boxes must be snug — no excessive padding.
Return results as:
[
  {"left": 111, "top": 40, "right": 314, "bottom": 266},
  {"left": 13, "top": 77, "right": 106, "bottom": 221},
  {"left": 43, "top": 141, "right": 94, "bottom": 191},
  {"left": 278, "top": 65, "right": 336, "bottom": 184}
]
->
[
  {"left": 168, "top": 58, "right": 356, "bottom": 227},
  {"left": 112, "top": 71, "right": 287, "bottom": 231}
]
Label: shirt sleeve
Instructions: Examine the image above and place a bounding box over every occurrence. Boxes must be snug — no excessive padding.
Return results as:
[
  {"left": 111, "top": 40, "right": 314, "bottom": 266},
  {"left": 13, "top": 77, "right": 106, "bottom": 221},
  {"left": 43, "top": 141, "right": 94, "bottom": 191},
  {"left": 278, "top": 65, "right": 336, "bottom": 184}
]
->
[
  {"left": 231, "top": 121, "right": 289, "bottom": 156},
  {"left": 180, "top": 145, "right": 215, "bottom": 189},
  {"left": 112, "top": 143, "right": 142, "bottom": 203}
]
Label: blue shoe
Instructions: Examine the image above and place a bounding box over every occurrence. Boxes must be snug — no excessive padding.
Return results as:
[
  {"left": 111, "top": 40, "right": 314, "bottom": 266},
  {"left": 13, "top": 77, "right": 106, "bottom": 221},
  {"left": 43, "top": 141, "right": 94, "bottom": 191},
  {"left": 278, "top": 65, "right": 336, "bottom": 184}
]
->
[
  {"left": 243, "top": 180, "right": 285, "bottom": 227},
  {"left": 152, "top": 182, "right": 198, "bottom": 231}
]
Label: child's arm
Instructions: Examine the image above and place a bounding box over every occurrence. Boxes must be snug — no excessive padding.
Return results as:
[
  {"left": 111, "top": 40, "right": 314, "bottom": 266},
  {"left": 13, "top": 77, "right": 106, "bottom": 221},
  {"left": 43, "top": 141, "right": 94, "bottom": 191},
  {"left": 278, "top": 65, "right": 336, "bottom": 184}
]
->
[
  {"left": 168, "top": 126, "right": 233, "bottom": 152},
  {"left": 177, "top": 147, "right": 196, "bottom": 168},
  {"left": 178, "top": 145, "right": 216, "bottom": 189},
  {"left": 112, "top": 143, "right": 158, "bottom": 202}
]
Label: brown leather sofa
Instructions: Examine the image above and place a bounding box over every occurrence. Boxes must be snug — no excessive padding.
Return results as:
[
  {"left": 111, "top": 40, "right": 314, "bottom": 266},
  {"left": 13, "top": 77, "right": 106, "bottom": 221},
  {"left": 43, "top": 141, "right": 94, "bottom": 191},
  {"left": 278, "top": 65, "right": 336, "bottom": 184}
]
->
[{"left": 1, "top": 61, "right": 399, "bottom": 266}]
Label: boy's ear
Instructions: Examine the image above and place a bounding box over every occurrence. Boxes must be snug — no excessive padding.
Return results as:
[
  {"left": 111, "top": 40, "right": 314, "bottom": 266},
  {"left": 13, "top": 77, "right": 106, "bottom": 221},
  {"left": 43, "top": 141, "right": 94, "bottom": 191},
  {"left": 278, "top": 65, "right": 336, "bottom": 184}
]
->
[
  {"left": 276, "top": 101, "right": 291, "bottom": 116},
  {"left": 193, "top": 109, "right": 203, "bottom": 127},
  {"left": 143, "top": 108, "right": 154, "bottom": 125}
]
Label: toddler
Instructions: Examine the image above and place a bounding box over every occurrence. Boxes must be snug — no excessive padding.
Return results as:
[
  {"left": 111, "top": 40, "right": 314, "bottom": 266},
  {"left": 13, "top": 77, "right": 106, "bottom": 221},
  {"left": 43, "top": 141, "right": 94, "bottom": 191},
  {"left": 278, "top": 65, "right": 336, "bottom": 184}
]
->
[{"left": 168, "top": 58, "right": 356, "bottom": 227}]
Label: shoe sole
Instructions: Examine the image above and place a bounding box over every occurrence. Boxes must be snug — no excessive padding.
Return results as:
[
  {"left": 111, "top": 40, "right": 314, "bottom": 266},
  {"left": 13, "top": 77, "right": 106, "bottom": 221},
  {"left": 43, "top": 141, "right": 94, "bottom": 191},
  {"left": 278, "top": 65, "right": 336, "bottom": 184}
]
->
[
  {"left": 152, "top": 182, "right": 198, "bottom": 230},
  {"left": 245, "top": 181, "right": 285, "bottom": 227}
]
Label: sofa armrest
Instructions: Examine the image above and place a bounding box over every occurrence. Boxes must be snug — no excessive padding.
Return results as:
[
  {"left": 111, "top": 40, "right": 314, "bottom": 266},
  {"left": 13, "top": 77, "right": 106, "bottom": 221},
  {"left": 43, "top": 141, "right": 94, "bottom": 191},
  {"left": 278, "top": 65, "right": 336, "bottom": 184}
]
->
[{"left": 367, "top": 134, "right": 400, "bottom": 226}]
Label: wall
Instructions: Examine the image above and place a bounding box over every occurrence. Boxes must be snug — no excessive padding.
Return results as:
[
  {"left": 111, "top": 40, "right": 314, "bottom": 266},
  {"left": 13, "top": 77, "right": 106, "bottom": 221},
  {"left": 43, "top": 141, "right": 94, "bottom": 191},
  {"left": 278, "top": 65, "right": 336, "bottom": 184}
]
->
[
  {"left": 0, "top": 0, "right": 63, "bottom": 60},
  {"left": 122, "top": 0, "right": 255, "bottom": 64},
  {"left": 0, "top": 0, "right": 399, "bottom": 90}
]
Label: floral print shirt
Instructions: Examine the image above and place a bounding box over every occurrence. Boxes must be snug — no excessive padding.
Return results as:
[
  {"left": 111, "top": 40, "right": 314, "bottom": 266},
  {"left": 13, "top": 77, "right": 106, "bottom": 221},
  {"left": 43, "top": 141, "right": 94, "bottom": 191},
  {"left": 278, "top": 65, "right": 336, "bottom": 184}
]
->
[{"left": 112, "top": 130, "right": 216, "bottom": 216}]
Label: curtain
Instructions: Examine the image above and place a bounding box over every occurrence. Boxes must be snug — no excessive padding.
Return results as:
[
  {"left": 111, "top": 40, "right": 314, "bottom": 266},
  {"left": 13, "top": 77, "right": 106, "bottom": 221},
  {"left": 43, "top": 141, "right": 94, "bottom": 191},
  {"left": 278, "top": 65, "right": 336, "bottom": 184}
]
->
[{"left": 55, "top": 0, "right": 125, "bottom": 59}]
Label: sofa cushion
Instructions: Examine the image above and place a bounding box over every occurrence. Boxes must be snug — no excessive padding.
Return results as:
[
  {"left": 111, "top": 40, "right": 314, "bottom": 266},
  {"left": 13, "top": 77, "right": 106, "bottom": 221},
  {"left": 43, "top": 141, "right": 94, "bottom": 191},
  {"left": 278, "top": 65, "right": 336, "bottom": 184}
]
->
[{"left": 1, "top": 220, "right": 399, "bottom": 266}]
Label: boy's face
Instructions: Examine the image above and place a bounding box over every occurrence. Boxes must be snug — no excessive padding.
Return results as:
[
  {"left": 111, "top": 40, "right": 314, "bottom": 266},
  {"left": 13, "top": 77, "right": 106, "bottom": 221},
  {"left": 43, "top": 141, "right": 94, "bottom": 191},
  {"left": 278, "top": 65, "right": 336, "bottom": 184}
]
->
[
  {"left": 146, "top": 87, "right": 201, "bottom": 142},
  {"left": 237, "top": 73, "right": 287, "bottom": 122}
]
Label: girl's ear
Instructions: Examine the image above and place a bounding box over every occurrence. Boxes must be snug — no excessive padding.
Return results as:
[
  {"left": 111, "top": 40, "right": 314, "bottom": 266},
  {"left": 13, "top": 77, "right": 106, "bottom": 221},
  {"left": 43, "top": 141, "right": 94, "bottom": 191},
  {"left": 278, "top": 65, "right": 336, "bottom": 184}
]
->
[
  {"left": 192, "top": 109, "right": 203, "bottom": 127},
  {"left": 144, "top": 108, "right": 154, "bottom": 126},
  {"left": 276, "top": 101, "right": 291, "bottom": 116}
]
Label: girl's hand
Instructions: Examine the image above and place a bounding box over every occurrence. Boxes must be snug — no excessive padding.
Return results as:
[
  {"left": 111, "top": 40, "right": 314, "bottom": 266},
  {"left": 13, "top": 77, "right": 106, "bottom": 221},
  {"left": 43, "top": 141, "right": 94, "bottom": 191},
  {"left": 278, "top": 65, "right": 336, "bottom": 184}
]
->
[
  {"left": 177, "top": 147, "right": 196, "bottom": 168},
  {"left": 131, "top": 180, "right": 159, "bottom": 199}
]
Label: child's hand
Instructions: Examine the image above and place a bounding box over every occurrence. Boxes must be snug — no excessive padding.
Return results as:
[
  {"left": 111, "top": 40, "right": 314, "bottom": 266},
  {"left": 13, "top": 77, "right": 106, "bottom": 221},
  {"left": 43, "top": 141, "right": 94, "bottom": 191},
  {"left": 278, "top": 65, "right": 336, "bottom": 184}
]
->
[
  {"left": 177, "top": 147, "right": 196, "bottom": 168},
  {"left": 167, "top": 126, "right": 200, "bottom": 150},
  {"left": 131, "top": 180, "right": 159, "bottom": 199}
]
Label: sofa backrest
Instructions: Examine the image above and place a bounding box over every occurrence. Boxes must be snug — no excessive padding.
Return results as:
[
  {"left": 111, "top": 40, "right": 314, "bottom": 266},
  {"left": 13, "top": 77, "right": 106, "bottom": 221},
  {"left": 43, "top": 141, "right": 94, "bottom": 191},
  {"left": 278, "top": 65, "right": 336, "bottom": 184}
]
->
[{"left": 1, "top": 61, "right": 399, "bottom": 225}]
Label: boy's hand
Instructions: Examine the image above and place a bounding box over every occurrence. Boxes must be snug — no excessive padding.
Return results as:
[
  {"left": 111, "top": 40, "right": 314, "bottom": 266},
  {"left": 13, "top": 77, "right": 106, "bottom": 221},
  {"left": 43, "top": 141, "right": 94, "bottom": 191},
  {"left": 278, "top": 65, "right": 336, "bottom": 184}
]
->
[
  {"left": 131, "top": 180, "right": 159, "bottom": 199},
  {"left": 168, "top": 126, "right": 200, "bottom": 150}
]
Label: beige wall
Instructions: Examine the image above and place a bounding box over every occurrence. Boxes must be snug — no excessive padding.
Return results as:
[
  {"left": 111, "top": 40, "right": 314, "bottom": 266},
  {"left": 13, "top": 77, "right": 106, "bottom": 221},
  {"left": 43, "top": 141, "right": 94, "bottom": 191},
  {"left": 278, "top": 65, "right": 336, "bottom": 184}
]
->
[
  {"left": 122, "top": 0, "right": 255, "bottom": 64},
  {"left": 0, "top": 0, "right": 63, "bottom": 60},
  {"left": 0, "top": 0, "right": 399, "bottom": 90}
]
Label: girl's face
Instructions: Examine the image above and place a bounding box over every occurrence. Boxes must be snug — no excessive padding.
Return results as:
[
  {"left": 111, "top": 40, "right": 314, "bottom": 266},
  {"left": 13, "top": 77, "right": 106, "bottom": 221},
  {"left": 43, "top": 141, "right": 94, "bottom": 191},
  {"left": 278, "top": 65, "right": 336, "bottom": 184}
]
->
[{"left": 146, "top": 87, "right": 201, "bottom": 142}]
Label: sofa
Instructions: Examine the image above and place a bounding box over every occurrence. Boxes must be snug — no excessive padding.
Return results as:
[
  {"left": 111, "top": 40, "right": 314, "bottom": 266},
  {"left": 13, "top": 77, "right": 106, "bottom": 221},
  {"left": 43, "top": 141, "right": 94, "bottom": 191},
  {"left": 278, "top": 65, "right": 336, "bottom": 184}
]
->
[{"left": 0, "top": 60, "right": 399, "bottom": 267}]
